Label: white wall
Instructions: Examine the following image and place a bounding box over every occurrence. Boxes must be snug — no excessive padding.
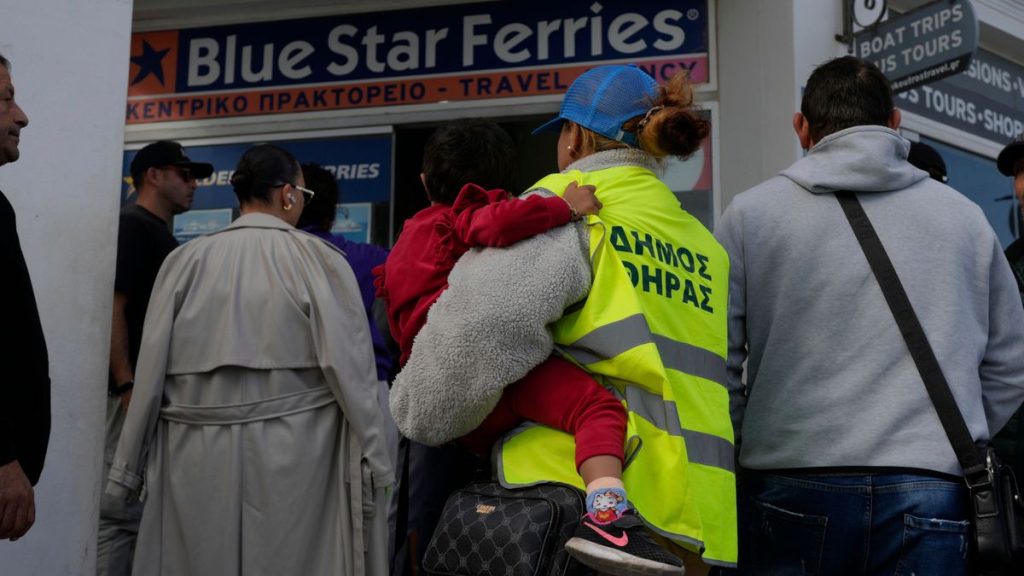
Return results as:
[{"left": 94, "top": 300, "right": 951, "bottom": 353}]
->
[
  {"left": 0, "top": 1, "right": 133, "bottom": 574},
  {"left": 792, "top": 0, "right": 847, "bottom": 100},
  {"left": 717, "top": 0, "right": 851, "bottom": 209},
  {"left": 717, "top": 0, "right": 801, "bottom": 208}
]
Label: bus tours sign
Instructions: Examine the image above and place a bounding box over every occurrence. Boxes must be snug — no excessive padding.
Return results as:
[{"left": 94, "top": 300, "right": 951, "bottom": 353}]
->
[{"left": 853, "top": 0, "right": 978, "bottom": 93}]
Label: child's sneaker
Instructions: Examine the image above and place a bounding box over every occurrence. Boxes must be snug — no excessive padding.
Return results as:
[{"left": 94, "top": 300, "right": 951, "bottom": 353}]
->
[{"left": 565, "top": 511, "right": 685, "bottom": 576}]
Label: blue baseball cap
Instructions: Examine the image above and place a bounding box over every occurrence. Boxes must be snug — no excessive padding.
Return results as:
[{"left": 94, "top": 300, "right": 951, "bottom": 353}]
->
[{"left": 532, "top": 65, "right": 660, "bottom": 147}]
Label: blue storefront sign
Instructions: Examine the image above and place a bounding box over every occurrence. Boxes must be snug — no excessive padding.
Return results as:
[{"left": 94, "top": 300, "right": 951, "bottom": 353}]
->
[
  {"left": 121, "top": 134, "right": 393, "bottom": 211},
  {"left": 126, "top": 0, "right": 711, "bottom": 123}
]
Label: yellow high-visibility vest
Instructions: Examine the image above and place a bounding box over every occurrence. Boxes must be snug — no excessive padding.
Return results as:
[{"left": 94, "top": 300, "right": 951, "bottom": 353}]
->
[{"left": 496, "top": 162, "right": 737, "bottom": 567}]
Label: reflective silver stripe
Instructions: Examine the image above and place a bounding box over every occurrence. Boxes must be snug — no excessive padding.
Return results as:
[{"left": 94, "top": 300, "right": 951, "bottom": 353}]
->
[
  {"left": 652, "top": 334, "right": 728, "bottom": 389},
  {"left": 559, "top": 314, "right": 727, "bottom": 388},
  {"left": 560, "top": 314, "right": 650, "bottom": 365},
  {"left": 499, "top": 398, "right": 734, "bottom": 475},
  {"left": 624, "top": 385, "right": 735, "bottom": 473}
]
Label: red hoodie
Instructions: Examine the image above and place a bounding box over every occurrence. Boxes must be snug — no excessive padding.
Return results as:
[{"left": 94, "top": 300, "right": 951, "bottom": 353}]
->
[{"left": 375, "top": 183, "right": 571, "bottom": 366}]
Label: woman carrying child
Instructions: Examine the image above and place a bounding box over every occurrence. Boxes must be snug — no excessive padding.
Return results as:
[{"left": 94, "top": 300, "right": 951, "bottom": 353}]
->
[
  {"left": 387, "top": 66, "right": 735, "bottom": 575},
  {"left": 522, "top": 65, "right": 736, "bottom": 574}
]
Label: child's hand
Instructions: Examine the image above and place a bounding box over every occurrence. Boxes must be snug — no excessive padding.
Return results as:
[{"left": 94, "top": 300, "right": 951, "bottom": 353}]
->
[{"left": 563, "top": 181, "right": 601, "bottom": 220}]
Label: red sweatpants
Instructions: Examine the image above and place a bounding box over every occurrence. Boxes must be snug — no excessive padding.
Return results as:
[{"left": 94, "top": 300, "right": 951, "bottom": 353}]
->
[{"left": 460, "top": 355, "right": 626, "bottom": 471}]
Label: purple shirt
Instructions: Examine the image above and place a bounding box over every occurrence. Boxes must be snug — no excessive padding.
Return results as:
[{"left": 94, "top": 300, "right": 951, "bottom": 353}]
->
[{"left": 304, "top": 227, "right": 392, "bottom": 381}]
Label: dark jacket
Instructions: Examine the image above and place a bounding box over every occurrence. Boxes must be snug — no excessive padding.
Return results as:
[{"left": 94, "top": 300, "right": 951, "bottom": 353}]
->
[
  {"left": 994, "top": 238, "right": 1024, "bottom": 480},
  {"left": 0, "top": 190, "right": 51, "bottom": 485},
  {"left": 1007, "top": 238, "right": 1024, "bottom": 304}
]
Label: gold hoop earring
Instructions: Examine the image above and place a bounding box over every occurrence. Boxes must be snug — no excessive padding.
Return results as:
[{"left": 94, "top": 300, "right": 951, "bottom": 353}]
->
[{"left": 283, "top": 203, "right": 293, "bottom": 211}]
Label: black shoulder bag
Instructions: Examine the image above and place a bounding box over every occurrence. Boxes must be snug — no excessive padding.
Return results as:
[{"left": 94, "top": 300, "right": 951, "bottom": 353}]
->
[{"left": 836, "top": 191, "right": 1024, "bottom": 575}]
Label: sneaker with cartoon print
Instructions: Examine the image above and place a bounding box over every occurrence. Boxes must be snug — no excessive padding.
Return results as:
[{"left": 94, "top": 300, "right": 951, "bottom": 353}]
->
[{"left": 565, "top": 510, "right": 685, "bottom": 576}]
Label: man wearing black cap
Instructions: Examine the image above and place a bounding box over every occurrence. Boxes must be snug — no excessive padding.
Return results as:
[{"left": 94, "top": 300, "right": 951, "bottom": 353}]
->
[
  {"left": 99, "top": 141, "right": 212, "bottom": 576},
  {"left": 996, "top": 135, "right": 1024, "bottom": 488},
  {"left": 999, "top": 134, "right": 1024, "bottom": 302}
]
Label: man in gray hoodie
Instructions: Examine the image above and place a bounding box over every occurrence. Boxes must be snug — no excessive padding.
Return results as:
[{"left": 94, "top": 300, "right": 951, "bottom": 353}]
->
[{"left": 715, "top": 56, "right": 1024, "bottom": 575}]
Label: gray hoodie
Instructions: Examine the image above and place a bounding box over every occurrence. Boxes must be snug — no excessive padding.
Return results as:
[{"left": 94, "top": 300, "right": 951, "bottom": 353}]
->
[{"left": 715, "top": 125, "right": 1024, "bottom": 475}]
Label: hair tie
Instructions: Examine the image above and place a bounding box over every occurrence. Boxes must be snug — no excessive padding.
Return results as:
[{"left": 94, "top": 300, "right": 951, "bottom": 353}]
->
[{"left": 636, "top": 105, "right": 665, "bottom": 132}]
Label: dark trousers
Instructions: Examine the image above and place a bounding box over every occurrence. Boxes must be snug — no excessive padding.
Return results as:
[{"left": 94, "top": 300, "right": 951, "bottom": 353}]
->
[{"left": 391, "top": 441, "right": 482, "bottom": 575}]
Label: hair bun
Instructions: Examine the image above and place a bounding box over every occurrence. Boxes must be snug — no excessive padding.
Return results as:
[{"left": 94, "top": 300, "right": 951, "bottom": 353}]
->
[
  {"left": 659, "top": 111, "right": 709, "bottom": 158},
  {"left": 230, "top": 171, "right": 250, "bottom": 188}
]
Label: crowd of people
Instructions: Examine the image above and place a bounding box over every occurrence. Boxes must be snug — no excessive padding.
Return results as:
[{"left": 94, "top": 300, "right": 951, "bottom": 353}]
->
[{"left": 2, "top": 48, "right": 1024, "bottom": 576}]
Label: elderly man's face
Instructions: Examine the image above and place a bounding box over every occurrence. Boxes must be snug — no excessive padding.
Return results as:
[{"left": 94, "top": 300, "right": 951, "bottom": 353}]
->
[{"left": 0, "top": 65, "right": 29, "bottom": 166}]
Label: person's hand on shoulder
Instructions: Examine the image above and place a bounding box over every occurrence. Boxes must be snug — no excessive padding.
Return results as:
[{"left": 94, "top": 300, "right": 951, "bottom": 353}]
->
[
  {"left": 563, "top": 181, "right": 601, "bottom": 220},
  {"left": 0, "top": 460, "right": 35, "bottom": 540}
]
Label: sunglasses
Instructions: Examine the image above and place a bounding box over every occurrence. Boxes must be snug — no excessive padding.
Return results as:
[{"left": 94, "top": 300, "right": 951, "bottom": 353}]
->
[
  {"left": 166, "top": 166, "right": 194, "bottom": 181},
  {"left": 273, "top": 182, "right": 316, "bottom": 204},
  {"left": 293, "top": 184, "right": 315, "bottom": 203}
]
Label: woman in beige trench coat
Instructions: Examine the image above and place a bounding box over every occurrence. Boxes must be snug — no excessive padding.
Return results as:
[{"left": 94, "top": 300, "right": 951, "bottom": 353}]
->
[{"left": 106, "top": 144, "right": 395, "bottom": 576}]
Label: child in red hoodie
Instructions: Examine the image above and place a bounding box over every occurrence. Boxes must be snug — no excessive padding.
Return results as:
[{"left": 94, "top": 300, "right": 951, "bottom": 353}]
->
[{"left": 375, "top": 120, "right": 629, "bottom": 525}]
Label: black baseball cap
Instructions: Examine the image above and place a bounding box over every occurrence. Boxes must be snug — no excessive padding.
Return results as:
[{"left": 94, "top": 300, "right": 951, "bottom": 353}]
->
[
  {"left": 130, "top": 140, "right": 214, "bottom": 182},
  {"left": 997, "top": 135, "right": 1024, "bottom": 176},
  {"left": 907, "top": 142, "right": 948, "bottom": 183}
]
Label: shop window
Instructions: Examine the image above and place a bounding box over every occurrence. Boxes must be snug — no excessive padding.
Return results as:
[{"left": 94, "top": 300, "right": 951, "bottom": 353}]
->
[
  {"left": 121, "top": 132, "right": 394, "bottom": 246},
  {"left": 922, "top": 136, "right": 1020, "bottom": 248}
]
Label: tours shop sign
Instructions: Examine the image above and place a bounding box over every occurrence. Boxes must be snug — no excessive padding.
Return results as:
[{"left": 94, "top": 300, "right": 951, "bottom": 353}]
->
[
  {"left": 852, "top": 0, "right": 978, "bottom": 93},
  {"left": 896, "top": 48, "right": 1024, "bottom": 145}
]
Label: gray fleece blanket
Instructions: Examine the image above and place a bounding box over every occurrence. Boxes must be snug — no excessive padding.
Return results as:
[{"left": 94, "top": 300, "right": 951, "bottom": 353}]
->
[{"left": 390, "top": 194, "right": 592, "bottom": 445}]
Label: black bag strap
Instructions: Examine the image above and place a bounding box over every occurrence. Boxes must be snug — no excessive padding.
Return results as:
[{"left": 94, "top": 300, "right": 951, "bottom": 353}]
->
[{"left": 835, "top": 191, "right": 987, "bottom": 479}]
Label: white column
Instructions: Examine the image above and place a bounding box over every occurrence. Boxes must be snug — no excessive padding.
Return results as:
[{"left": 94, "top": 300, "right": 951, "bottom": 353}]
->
[
  {"left": 793, "top": 0, "right": 849, "bottom": 107},
  {"left": 0, "top": 1, "right": 133, "bottom": 574},
  {"left": 716, "top": 0, "right": 847, "bottom": 208}
]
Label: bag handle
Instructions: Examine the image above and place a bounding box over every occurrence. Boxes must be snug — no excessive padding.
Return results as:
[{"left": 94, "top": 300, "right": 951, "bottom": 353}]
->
[{"left": 835, "top": 191, "right": 987, "bottom": 479}]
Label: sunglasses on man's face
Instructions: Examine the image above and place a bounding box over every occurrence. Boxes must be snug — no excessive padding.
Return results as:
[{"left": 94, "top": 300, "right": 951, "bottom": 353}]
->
[{"left": 166, "top": 166, "right": 194, "bottom": 181}]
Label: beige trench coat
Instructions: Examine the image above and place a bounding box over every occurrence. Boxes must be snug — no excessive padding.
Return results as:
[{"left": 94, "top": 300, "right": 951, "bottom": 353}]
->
[{"left": 107, "top": 213, "right": 395, "bottom": 576}]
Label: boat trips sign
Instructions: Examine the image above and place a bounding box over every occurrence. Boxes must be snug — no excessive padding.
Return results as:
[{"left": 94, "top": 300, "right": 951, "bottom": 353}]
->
[
  {"left": 126, "top": 0, "right": 711, "bottom": 124},
  {"left": 853, "top": 0, "right": 978, "bottom": 93}
]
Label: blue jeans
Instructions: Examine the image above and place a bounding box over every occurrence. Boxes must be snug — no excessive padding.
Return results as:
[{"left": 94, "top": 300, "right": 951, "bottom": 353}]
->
[{"left": 735, "top": 471, "right": 970, "bottom": 576}]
